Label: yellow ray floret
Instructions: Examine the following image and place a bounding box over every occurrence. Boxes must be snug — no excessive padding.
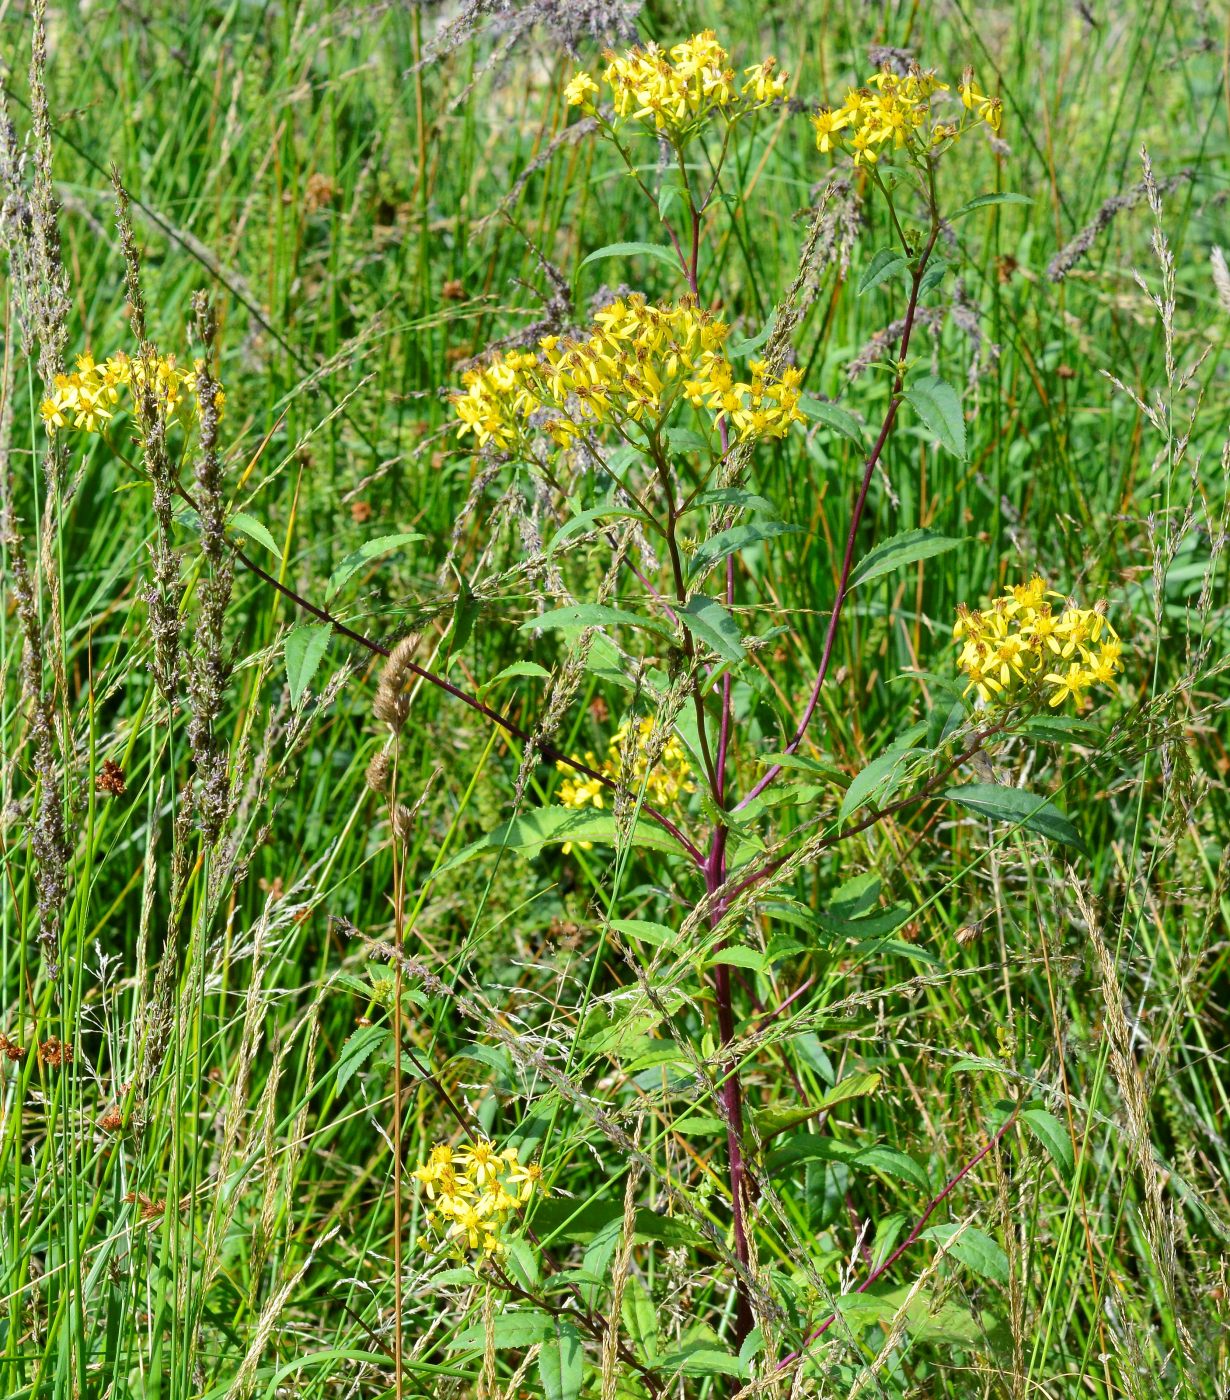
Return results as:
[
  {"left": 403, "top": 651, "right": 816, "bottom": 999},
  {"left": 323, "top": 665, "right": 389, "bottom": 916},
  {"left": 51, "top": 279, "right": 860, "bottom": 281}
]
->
[
  {"left": 954, "top": 578, "right": 1121, "bottom": 709},
  {"left": 39, "top": 349, "right": 224, "bottom": 437}
]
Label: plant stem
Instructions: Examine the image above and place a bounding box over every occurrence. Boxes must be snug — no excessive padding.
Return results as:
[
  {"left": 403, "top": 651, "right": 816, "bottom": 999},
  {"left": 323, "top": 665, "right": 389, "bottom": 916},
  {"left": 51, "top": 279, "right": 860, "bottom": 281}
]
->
[{"left": 735, "top": 173, "right": 942, "bottom": 813}]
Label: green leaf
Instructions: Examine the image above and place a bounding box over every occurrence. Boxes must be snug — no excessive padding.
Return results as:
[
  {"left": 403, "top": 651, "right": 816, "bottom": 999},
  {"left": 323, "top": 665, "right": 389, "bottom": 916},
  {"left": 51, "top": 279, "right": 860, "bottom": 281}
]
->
[
  {"left": 327, "top": 531, "right": 425, "bottom": 599},
  {"left": 752, "top": 1071, "right": 881, "bottom": 1139},
  {"left": 858, "top": 247, "right": 908, "bottom": 296},
  {"left": 622, "top": 1280, "right": 660, "bottom": 1362},
  {"left": 580, "top": 241, "right": 681, "bottom": 271},
  {"left": 481, "top": 661, "right": 552, "bottom": 693},
  {"left": 947, "top": 191, "right": 1032, "bottom": 222},
  {"left": 849, "top": 527, "right": 963, "bottom": 591},
  {"left": 336, "top": 1025, "right": 388, "bottom": 1095},
  {"left": 523, "top": 603, "right": 672, "bottom": 639},
  {"left": 687, "top": 487, "right": 777, "bottom": 514},
  {"left": 921, "top": 1224, "right": 1010, "bottom": 1284},
  {"left": 1021, "top": 1107, "right": 1075, "bottom": 1183},
  {"left": 450, "top": 583, "right": 478, "bottom": 655},
  {"left": 768, "top": 1134, "right": 931, "bottom": 1194},
  {"left": 284, "top": 622, "right": 332, "bottom": 708},
  {"left": 706, "top": 946, "right": 767, "bottom": 972},
  {"left": 608, "top": 918, "right": 673, "bottom": 947},
  {"left": 538, "top": 1321, "right": 583, "bottom": 1400},
  {"left": 579, "top": 1218, "right": 621, "bottom": 1307},
  {"left": 659, "top": 1342, "right": 747, "bottom": 1379},
  {"left": 839, "top": 747, "right": 926, "bottom": 824},
  {"left": 798, "top": 396, "right": 866, "bottom": 447},
  {"left": 665, "top": 427, "right": 711, "bottom": 455},
  {"left": 230, "top": 510, "right": 281, "bottom": 557},
  {"left": 547, "top": 505, "right": 643, "bottom": 556},
  {"left": 918, "top": 256, "right": 948, "bottom": 297},
  {"left": 680, "top": 596, "right": 744, "bottom": 662},
  {"left": 903, "top": 375, "right": 966, "bottom": 458},
  {"left": 727, "top": 315, "right": 775, "bottom": 357},
  {"left": 437, "top": 807, "right": 684, "bottom": 874},
  {"left": 686, "top": 521, "right": 801, "bottom": 583},
  {"left": 942, "top": 781, "right": 1085, "bottom": 853},
  {"left": 449, "top": 1308, "right": 555, "bottom": 1351}
]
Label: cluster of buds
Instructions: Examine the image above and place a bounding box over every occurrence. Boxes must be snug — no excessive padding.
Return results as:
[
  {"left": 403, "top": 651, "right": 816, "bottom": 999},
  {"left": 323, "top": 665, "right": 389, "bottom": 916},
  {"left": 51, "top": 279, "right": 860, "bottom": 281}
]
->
[
  {"left": 412, "top": 1139, "right": 543, "bottom": 1259},
  {"left": 565, "top": 31, "right": 787, "bottom": 138},
  {"left": 39, "top": 350, "right": 224, "bottom": 436},
  {"left": 954, "top": 578, "right": 1122, "bottom": 709},
  {"left": 812, "top": 64, "right": 1002, "bottom": 167}
]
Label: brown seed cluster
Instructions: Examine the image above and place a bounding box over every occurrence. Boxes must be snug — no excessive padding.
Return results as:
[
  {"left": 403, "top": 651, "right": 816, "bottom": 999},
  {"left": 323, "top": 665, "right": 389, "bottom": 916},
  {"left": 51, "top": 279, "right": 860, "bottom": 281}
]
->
[
  {"left": 96, "top": 758, "right": 126, "bottom": 795},
  {"left": 37, "top": 1037, "right": 73, "bottom": 1068}
]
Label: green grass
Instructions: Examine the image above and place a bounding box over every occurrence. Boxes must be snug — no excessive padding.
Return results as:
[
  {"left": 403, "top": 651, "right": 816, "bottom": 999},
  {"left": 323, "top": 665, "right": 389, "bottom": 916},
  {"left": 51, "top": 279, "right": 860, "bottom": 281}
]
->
[{"left": 0, "top": 1, "right": 1227, "bottom": 1397}]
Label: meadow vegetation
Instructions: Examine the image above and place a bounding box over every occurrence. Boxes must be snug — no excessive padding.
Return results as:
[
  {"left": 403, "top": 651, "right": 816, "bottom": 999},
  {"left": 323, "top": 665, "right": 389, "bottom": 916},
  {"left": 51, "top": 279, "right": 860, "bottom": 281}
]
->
[{"left": 0, "top": 2, "right": 1227, "bottom": 1397}]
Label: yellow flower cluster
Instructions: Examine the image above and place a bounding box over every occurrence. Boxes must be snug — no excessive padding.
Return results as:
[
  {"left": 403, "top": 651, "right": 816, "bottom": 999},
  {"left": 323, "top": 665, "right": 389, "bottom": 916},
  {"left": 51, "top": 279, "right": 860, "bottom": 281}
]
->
[
  {"left": 812, "top": 64, "right": 1001, "bottom": 167},
  {"left": 39, "top": 350, "right": 224, "bottom": 436},
  {"left": 412, "top": 1139, "right": 543, "bottom": 1259},
  {"left": 452, "top": 295, "right": 804, "bottom": 455},
  {"left": 954, "top": 578, "right": 1122, "bottom": 709},
  {"left": 565, "top": 31, "right": 787, "bottom": 136},
  {"left": 556, "top": 718, "right": 695, "bottom": 851}
]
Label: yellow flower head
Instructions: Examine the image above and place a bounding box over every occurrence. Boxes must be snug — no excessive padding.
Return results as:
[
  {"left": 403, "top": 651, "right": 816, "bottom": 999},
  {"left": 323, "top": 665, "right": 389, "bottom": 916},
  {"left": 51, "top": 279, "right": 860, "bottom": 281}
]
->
[
  {"left": 571, "top": 31, "right": 785, "bottom": 142},
  {"left": 452, "top": 295, "right": 803, "bottom": 456},
  {"left": 38, "top": 346, "right": 224, "bottom": 437},
  {"left": 413, "top": 1138, "right": 544, "bottom": 1260},
  {"left": 954, "top": 580, "right": 1121, "bottom": 710},
  {"left": 814, "top": 61, "right": 1003, "bottom": 168}
]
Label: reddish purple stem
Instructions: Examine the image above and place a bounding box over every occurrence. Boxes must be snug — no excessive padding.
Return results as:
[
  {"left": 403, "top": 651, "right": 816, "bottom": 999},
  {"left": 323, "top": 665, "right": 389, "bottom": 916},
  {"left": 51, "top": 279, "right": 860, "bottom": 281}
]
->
[
  {"left": 735, "top": 222, "right": 941, "bottom": 816},
  {"left": 775, "top": 1113, "right": 1019, "bottom": 1371}
]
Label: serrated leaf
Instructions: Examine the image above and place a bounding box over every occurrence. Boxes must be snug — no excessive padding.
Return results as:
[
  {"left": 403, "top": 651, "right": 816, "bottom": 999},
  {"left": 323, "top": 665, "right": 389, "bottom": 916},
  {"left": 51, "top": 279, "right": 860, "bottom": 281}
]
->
[
  {"left": 547, "top": 505, "right": 643, "bottom": 557},
  {"left": 753, "top": 1071, "right": 881, "bottom": 1140},
  {"left": 727, "top": 315, "right": 775, "bottom": 357},
  {"left": 449, "top": 1308, "right": 554, "bottom": 1351},
  {"left": 918, "top": 256, "right": 948, "bottom": 296},
  {"left": 798, "top": 396, "right": 866, "bottom": 446},
  {"left": 284, "top": 622, "right": 332, "bottom": 708},
  {"left": 327, "top": 532, "right": 425, "bottom": 599},
  {"left": 608, "top": 918, "right": 673, "bottom": 947},
  {"left": 523, "top": 603, "right": 672, "bottom": 639},
  {"left": 768, "top": 1134, "right": 931, "bottom": 1194},
  {"left": 903, "top": 375, "right": 966, "bottom": 459},
  {"left": 336, "top": 1025, "right": 388, "bottom": 1095},
  {"left": 659, "top": 1342, "right": 747, "bottom": 1378},
  {"left": 942, "top": 781, "right": 1085, "bottom": 853},
  {"left": 580, "top": 241, "right": 681, "bottom": 271},
  {"left": 437, "top": 807, "right": 683, "bottom": 874},
  {"left": 680, "top": 596, "right": 744, "bottom": 662},
  {"left": 481, "top": 661, "right": 552, "bottom": 693},
  {"left": 686, "top": 521, "right": 801, "bottom": 583},
  {"left": 230, "top": 510, "right": 281, "bottom": 557},
  {"left": 922, "top": 1224, "right": 1010, "bottom": 1284},
  {"left": 538, "top": 1321, "right": 583, "bottom": 1400},
  {"left": 947, "top": 191, "right": 1032, "bottom": 222},
  {"left": 849, "top": 527, "right": 964, "bottom": 591},
  {"left": 1021, "top": 1107, "right": 1075, "bottom": 1183},
  {"left": 858, "top": 247, "right": 908, "bottom": 296},
  {"left": 706, "top": 946, "right": 767, "bottom": 972},
  {"left": 839, "top": 747, "right": 926, "bottom": 824},
  {"left": 687, "top": 487, "right": 777, "bottom": 514}
]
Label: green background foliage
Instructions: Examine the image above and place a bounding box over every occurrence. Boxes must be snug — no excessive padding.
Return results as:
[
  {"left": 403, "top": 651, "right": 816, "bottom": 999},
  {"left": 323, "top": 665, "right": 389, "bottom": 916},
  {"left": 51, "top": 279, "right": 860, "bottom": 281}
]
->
[{"left": 0, "top": 1, "right": 1226, "bottom": 1396}]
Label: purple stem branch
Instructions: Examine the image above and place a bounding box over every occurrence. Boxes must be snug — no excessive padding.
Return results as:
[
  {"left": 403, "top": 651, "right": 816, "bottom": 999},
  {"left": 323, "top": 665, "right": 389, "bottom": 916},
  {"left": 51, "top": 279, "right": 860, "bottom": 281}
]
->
[
  {"left": 775, "top": 1112, "right": 1019, "bottom": 1370},
  {"left": 734, "top": 214, "right": 942, "bottom": 814},
  {"left": 207, "top": 499, "right": 706, "bottom": 865}
]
